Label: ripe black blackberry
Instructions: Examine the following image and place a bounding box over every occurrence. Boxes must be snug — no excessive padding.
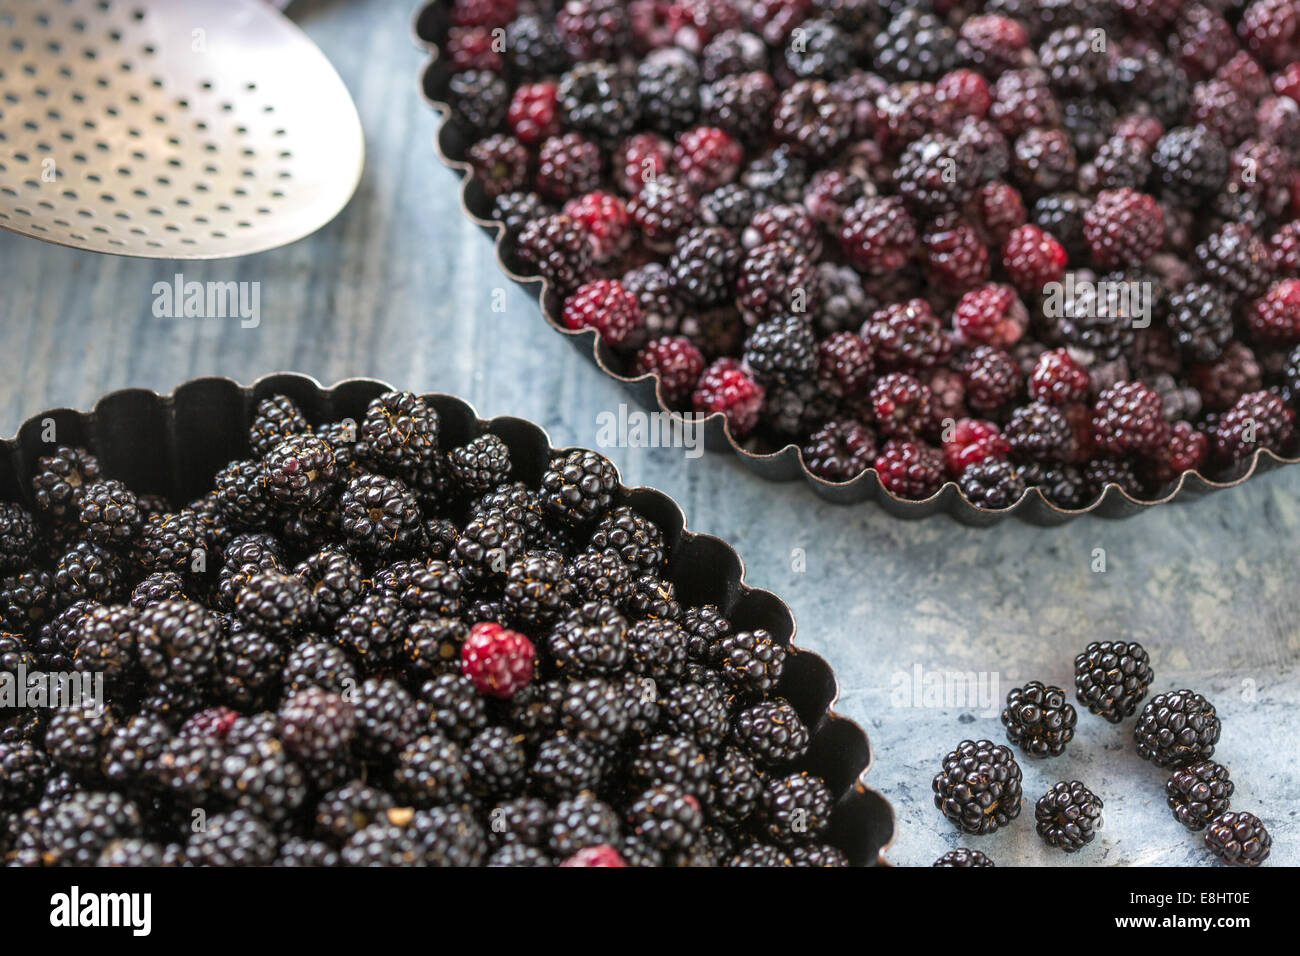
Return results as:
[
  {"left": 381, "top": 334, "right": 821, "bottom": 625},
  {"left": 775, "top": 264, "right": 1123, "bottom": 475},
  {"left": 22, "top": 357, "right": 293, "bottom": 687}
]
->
[
  {"left": 217, "top": 736, "right": 307, "bottom": 824},
  {"left": 448, "top": 69, "right": 509, "bottom": 133},
  {"left": 412, "top": 804, "right": 488, "bottom": 866},
  {"left": 72, "top": 603, "right": 139, "bottom": 692},
  {"left": 628, "top": 784, "right": 703, "bottom": 852},
  {"left": 701, "top": 745, "right": 760, "bottom": 826},
  {"left": 465, "top": 725, "right": 527, "bottom": 799},
  {"left": 133, "top": 510, "right": 205, "bottom": 578},
  {"left": 1167, "top": 760, "right": 1234, "bottom": 831},
  {"left": 339, "top": 474, "right": 425, "bottom": 558},
  {"left": 486, "top": 842, "right": 551, "bottom": 866},
  {"left": 681, "top": 603, "right": 733, "bottom": 662},
  {"left": 540, "top": 449, "right": 617, "bottom": 527},
  {"left": 627, "top": 175, "right": 698, "bottom": 250},
  {"left": 708, "top": 628, "right": 786, "bottom": 696},
  {"left": 284, "top": 637, "right": 356, "bottom": 695},
  {"left": 100, "top": 713, "right": 169, "bottom": 789},
  {"left": 186, "top": 809, "right": 277, "bottom": 867},
  {"left": 635, "top": 49, "right": 700, "bottom": 135},
  {"left": 785, "top": 18, "right": 853, "bottom": 80},
  {"left": 1135, "top": 689, "right": 1221, "bottom": 767},
  {"left": 772, "top": 80, "right": 853, "bottom": 160},
  {"left": 658, "top": 682, "right": 729, "bottom": 750},
  {"left": 211, "top": 459, "right": 274, "bottom": 531},
  {"left": 743, "top": 316, "right": 817, "bottom": 387},
  {"left": 75, "top": 478, "right": 142, "bottom": 547},
  {"left": 262, "top": 434, "right": 337, "bottom": 508},
  {"left": 98, "top": 838, "right": 181, "bottom": 867},
  {"left": 340, "top": 821, "right": 424, "bottom": 866},
  {"left": 549, "top": 600, "right": 629, "bottom": 676},
  {"left": 548, "top": 792, "right": 621, "bottom": 859},
  {"left": 557, "top": 61, "right": 640, "bottom": 145},
  {"left": 530, "top": 732, "right": 605, "bottom": 799},
  {"left": 213, "top": 620, "right": 284, "bottom": 710},
  {"left": 933, "top": 848, "right": 995, "bottom": 867},
  {"left": 0, "top": 741, "right": 49, "bottom": 810},
  {"left": 486, "top": 795, "right": 551, "bottom": 848},
  {"left": 629, "top": 733, "right": 711, "bottom": 797},
  {"left": 401, "top": 617, "right": 465, "bottom": 676},
  {"left": 273, "top": 837, "right": 339, "bottom": 867},
  {"left": 588, "top": 507, "right": 665, "bottom": 574},
  {"left": 566, "top": 547, "right": 635, "bottom": 607},
  {"left": 733, "top": 699, "right": 810, "bottom": 767},
  {"left": 1167, "top": 282, "right": 1234, "bottom": 362},
  {"left": 501, "top": 679, "right": 564, "bottom": 746},
  {"left": 736, "top": 241, "right": 820, "bottom": 326},
  {"left": 45, "top": 707, "right": 117, "bottom": 779},
  {"left": 31, "top": 446, "right": 103, "bottom": 520},
  {"left": 624, "top": 571, "right": 682, "bottom": 623},
  {"left": 1011, "top": 127, "right": 1078, "bottom": 198},
  {"left": 492, "top": 190, "right": 554, "bottom": 239},
  {"left": 555, "top": 0, "right": 630, "bottom": 62},
  {"left": 447, "top": 434, "right": 512, "bottom": 496},
  {"left": 872, "top": 9, "right": 959, "bottom": 81},
  {"left": 760, "top": 772, "right": 833, "bottom": 847},
  {"left": 503, "top": 13, "right": 566, "bottom": 79},
  {"left": 800, "top": 420, "right": 876, "bottom": 483},
  {"left": 234, "top": 569, "right": 315, "bottom": 639},
  {"left": 700, "top": 72, "right": 779, "bottom": 146},
  {"left": 503, "top": 551, "right": 573, "bottom": 629},
  {"left": 729, "top": 843, "right": 793, "bottom": 866},
  {"left": 559, "top": 677, "right": 630, "bottom": 748},
  {"left": 1112, "top": 48, "right": 1189, "bottom": 127},
  {"left": 0, "top": 566, "right": 53, "bottom": 633},
  {"left": 50, "top": 540, "right": 121, "bottom": 608},
  {"left": 1204, "top": 811, "right": 1271, "bottom": 867},
  {"left": 335, "top": 589, "right": 409, "bottom": 665},
  {"left": 625, "top": 618, "right": 688, "bottom": 684},
  {"left": 1082, "top": 456, "right": 1140, "bottom": 499},
  {"left": 0, "top": 502, "right": 35, "bottom": 571},
  {"left": 453, "top": 511, "right": 525, "bottom": 586},
  {"left": 314, "top": 781, "right": 395, "bottom": 843},
  {"left": 1038, "top": 25, "right": 1108, "bottom": 94},
  {"left": 668, "top": 226, "right": 742, "bottom": 308},
  {"left": 471, "top": 481, "right": 548, "bottom": 545},
  {"left": 249, "top": 395, "right": 310, "bottom": 458},
  {"left": 134, "top": 598, "right": 220, "bottom": 686},
  {"left": 420, "top": 671, "right": 488, "bottom": 745},
  {"left": 360, "top": 390, "right": 440, "bottom": 476},
  {"left": 393, "top": 733, "right": 472, "bottom": 808},
  {"left": 391, "top": 558, "right": 464, "bottom": 619},
  {"left": 932, "top": 739, "right": 1024, "bottom": 835},
  {"left": 294, "top": 546, "right": 365, "bottom": 626},
  {"left": 1074, "top": 640, "right": 1153, "bottom": 722},
  {"left": 1036, "top": 780, "right": 1103, "bottom": 852},
  {"left": 894, "top": 135, "right": 980, "bottom": 215},
  {"left": 1152, "top": 126, "right": 1229, "bottom": 202},
  {"left": 41, "top": 790, "right": 143, "bottom": 866},
  {"left": 1083, "top": 135, "right": 1152, "bottom": 192},
  {"left": 1192, "top": 223, "right": 1274, "bottom": 302},
  {"left": 1002, "top": 681, "right": 1078, "bottom": 756},
  {"left": 353, "top": 677, "right": 422, "bottom": 763},
  {"left": 959, "top": 460, "right": 1028, "bottom": 510}
]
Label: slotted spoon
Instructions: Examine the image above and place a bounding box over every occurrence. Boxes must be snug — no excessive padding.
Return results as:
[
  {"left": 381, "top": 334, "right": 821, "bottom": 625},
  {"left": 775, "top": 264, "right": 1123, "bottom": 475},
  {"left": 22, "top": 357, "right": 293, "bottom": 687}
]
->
[{"left": 0, "top": 0, "right": 363, "bottom": 258}]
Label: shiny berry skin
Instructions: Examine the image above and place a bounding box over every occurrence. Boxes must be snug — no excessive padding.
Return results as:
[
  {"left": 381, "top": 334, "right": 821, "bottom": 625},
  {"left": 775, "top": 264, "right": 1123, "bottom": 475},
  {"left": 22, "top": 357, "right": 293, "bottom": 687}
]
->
[
  {"left": 672, "top": 126, "right": 743, "bottom": 192},
  {"left": 936, "top": 68, "right": 992, "bottom": 119},
  {"left": 1082, "top": 188, "right": 1164, "bottom": 268},
  {"left": 1092, "top": 381, "right": 1169, "bottom": 456},
  {"left": 1001, "top": 224, "right": 1067, "bottom": 292},
  {"left": 461, "top": 622, "right": 535, "bottom": 699},
  {"left": 838, "top": 196, "right": 917, "bottom": 274},
  {"left": 692, "top": 358, "right": 764, "bottom": 437},
  {"left": 1244, "top": 278, "right": 1300, "bottom": 345},
  {"left": 942, "top": 418, "right": 1008, "bottom": 474},
  {"left": 507, "top": 82, "right": 559, "bottom": 144},
  {"left": 562, "top": 280, "right": 642, "bottom": 346},
  {"left": 874, "top": 439, "right": 945, "bottom": 499},
  {"left": 562, "top": 191, "right": 632, "bottom": 264},
  {"left": 952, "top": 283, "right": 1028, "bottom": 348},
  {"left": 869, "top": 372, "right": 933, "bottom": 437},
  {"left": 634, "top": 336, "right": 706, "bottom": 405},
  {"left": 1028, "top": 348, "right": 1090, "bottom": 405}
]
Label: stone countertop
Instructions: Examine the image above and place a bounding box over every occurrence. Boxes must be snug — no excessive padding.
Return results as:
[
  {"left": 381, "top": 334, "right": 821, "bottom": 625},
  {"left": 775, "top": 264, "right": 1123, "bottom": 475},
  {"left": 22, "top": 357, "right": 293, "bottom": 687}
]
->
[{"left": 1, "top": 0, "right": 1294, "bottom": 867}]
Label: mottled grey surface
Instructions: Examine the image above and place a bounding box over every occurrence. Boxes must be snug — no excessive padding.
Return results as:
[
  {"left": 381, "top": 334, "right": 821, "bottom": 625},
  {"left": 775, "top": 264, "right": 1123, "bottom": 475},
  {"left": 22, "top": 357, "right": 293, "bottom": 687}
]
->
[{"left": 1, "top": 0, "right": 1295, "bottom": 867}]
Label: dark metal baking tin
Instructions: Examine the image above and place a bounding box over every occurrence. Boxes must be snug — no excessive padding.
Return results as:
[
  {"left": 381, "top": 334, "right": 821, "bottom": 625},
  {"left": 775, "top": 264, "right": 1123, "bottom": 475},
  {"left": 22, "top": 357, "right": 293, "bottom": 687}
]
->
[
  {"left": 0, "top": 372, "right": 895, "bottom": 865},
  {"left": 412, "top": 0, "right": 1300, "bottom": 525}
]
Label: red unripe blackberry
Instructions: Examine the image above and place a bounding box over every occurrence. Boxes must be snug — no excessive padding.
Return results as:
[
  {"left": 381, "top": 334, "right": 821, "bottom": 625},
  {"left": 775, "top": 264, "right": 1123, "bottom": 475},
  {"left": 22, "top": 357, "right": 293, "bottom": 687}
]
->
[
  {"left": 815, "top": 331, "right": 873, "bottom": 398},
  {"left": 535, "top": 133, "right": 602, "bottom": 202},
  {"left": 1083, "top": 189, "right": 1164, "bottom": 268},
  {"left": 1093, "top": 381, "right": 1169, "bottom": 456},
  {"left": 958, "top": 15, "right": 1032, "bottom": 77},
  {"left": 1144, "top": 420, "right": 1209, "bottom": 484},
  {"left": 628, "top": 174, "right": 698, "bottom": 250},
  {"left": 562, "top": 279, "right": 642, "bottom": 346},
  {"left": 801, "top": 419, "right": 878, "bottom": 483},
  {"left": 1028, "top": 348, "right": 1090, "bottom": 404},
  {"left": 634, "top": 336, "right": 706, "bottom": 405},
  {"left": 972, "top": 180, "right": 1027, "bottom": 245},
  {"left": 862, "top": 298, "right": 950, "bottom": 372},
  {"left": 1212, "top": 390, "right": 1296, "bottom": 463},
  {"left": 1239, "top": 0, "right": 1300, "bottom": 68},
  {"left": 1190, "top": 342, "right": 1262, "bottom": 411},
  {"left": 461, "top": 621, "right": 535, "bottom": 699},
  {"left": 869, "top": 372, "right": 933, "bottom": 438},
  {"left": 838, "top": 195, "right": 917, "bottom": 274},
  {"left": 672, "top": 126, "right": 742, "bottom": 192},
  {"left": 562, "top": 190, "right": 632, "bottom": 264},
  {"left": 922, "top": 219, "right": 991, "bottom": 294},
  {"left": 1244, "top": 279, "right": 1300, "bottom": 345},
  {"left": 506, "top": 81, "right": 559, "bottom": 145},
  {"left": 942, "top": 418, "right": 1008, "bottom": 475},
  {"left": 692, "top": 358, "right": 764, "bottom": 437},
  {"left": 615, "top": 132, "right": 673, "bottom": 195},
  {"left": 874, "top": 438, "right": 945, "bottom": 499},
  {"left": 1001, "top": 224, "right": 1067, "bottom": 292},
  {"left": 989, "top": 69, "right": 1061, "bottom": 140},
  {"left": 445, "top": 26, "right": 503, "bottom": 73},
  {"left": 559, "top": 843, "right": 626, "bottom": 867},
  {"left": 953, "top": 283, "right": 1028, "bottom": 348},
  {"left": 936, "top": 68, "right": 992, "bottom": 119}
]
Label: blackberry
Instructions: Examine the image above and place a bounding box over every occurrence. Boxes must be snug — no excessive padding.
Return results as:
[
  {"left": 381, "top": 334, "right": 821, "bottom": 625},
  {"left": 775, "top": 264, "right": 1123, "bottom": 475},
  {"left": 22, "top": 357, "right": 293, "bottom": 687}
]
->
[
  {"left": 1193, "top": 224, "right": 1274, "bottom": 302},
  {"left": 559, "top": 677, "right": 630, "bottom": 748},
  {"left": 566, "top": 548, "right": 634, "bottom": 605},
  {"left": 669, "top": 226, "right": 742, "bottom": 308},
  {"left": 872, "top": 9, "right": 958, "bottom": 81},
  {"left": 1135, "top": 689, "right": 1222, "bottom": 767},
  {"left": 212, "top": 459, "right": 275, "bottom": 531},
  {"left": 657, "top": 682, "right": 729, "bottom": 750},
  {"left": 71, "top": 603, "right": 139, "bottom": 692},
  {"left": 0, "top": 567, "right": 54, "bottom": 632},
  {"left": 261, "top": 434, "right": 337, "bottom": 508},
  {"left": 187, "top": 809, "right": 277, "bottom": 867},
  {"left": 624, "top": 573, "right": 681, "bottom": 623},
  {"left": 742, "top": 145, "right": 810, "bottom": 206},
  {"left": 501, "top": 679, "right": 564, "bottom": 746},
  {"left": 702, "top": 746, "right": 761, "bottom": 826},
  {"left": 743, "top": 317, "right": 817, "bottom": 387},
  {"left": 548, "top": 792, "right": 621, "bottom": 858},
  {"left": 339, "top": 474, "right": 425, "bottom": 558},
  {"left": 335, "top": 589, "right": 409, "bottom": 665},
  {"left": 732, "top": 699, "right": 809, "bottom": 767},
  {"left": 0, "top": 741, "right": 49, "bottom": 810},
  {"left": 932, "top": 739, "right": 1023, "bottom": 835},
  {"left": 700, "top": 29, "right": 769, "bottom": 81},
  {"left": 472, "top": 482, "right": 547, "bottom": 545},
  {"left": 874, "top": 438, "right": 946, "bottom": 500},
  {"left": 529, "top": 732, "right": 605, "bottom": 799},
  {"left": 622, "top": 264, "right": 684, "bottom": 343},
  {"left": 708, "top": 628, "right": 785, "bottom": 697},
  {"left": 360, "top": 391, "right": 439, "bottom": 476},
  {"left": 75, "top": 479, "right": 141, "bottom": 547},
  {"left": 419, "top": 672, "right": 488, "bottom": 746},
  {"left": 1167, "top": 282, "right": 1234, "bottom": 362},
  {"left": 1083, "top": 456, "right": 1141, "bottom": 499},
  {"left": 501, "top": 552, "right": 572, "bottom": 629},
  {"left": 1093, "top": 382, "right": 1168, "bottom": 456},
  {"left": 213, "top": 619, "right": 284, "bottom": 710},
  {"left": 895, "top": 135, "right": 980, "bottom": 215},
  {"left": 394, "top": 558, "right": 464, "bottom": 618},
  {"left": 273, "top": 838, "right": 339, "bottom": 868},
  {"left": 1039, "top": 25, "right": 1108, "bottom": 95},
  {"left": 465, "top": 725, "right": 526, "bottom": 799},
  {"left": 627, "top": 784, "right": 703, "bottom": 852},
  {"left": 839, "top": 196, "right": 917, "bottom": 275},
  {"left": 447, "top": 434, "right": 512, "bottom": 496},
  {"left": 557, "top": 61, "right": 640, "bottom": 146},
  {"left": 341, "top": 822, "right": 425, "bottom": 867},
  {"left": 959, "top": 459, "right": 1027, "bottom": 510},
  {"left": 1214, "top": 390, "right": 1295, "bottom": 463},
  {"left": 217, "top": 736, "right": 307, "bottom": 823},
  {"left": 556, "top": 0, "right": 630, "bottom": 62},
  {"left": 486, "top": 794, "right": 550, "bottom": 848},
  {"left": 1167, "top": 760, "right": 1234, "bottom": 831},
  {"left": 625, "top": 618, "right": 688, "bottom": 684},
  {"left": 630, "top": 733, "right": 712, "bottom": 797},
  {"left": 314, "top": 781, "right": 396, "bottom": 843},
  {"left": 536, "top": 132, "right": 602, "bottom": 203},
  {"left": 354, "top": 677, "right": 422, "bottom": 763},
  {"left": 771, "top": 79, "right": 853, "bottom": 159},
  {"left": 1204, "top": 811, "right": 1271, "bottom": 867},
  {"left": 98, "top": 838, "right": 181, "bottom": 867},
  {"left": 52, "top": 540, "right": 122, "bottom": 608},
  {"left": 1001, "top": 681, "right": 1077, "bottom": 756},
  {"left": 392, "top": 733, "right": 472, "bottom": 808},
  {"left": 1005, "top": 402, "right": 1072, "bottom": 461},
  {"left": 541, "top": 450, "right": 618, "bottom": 527},
  {"left": 635, "top": 49, "right": 700, "bottom": 135},
  {"left": 628, "top": 175, "right": 698, "bottom": 250},
  {"left": 1112, "top": 48, "right": 1189, "bottom": 127},
  {"left": 0, "top": 503, "right": 35, "bottom": 571},
  {"left": 468, "top": 134, "right": 530, "bottom": 198},
  {"left": 1017, "top": 461, "right": 1089, "bottom": 509},
  {"left": 403, "top": 617, "right": 468, "bottom": 675},
  {"left": 933, "top": 848, "right": 995, "bottom": 867},
  {"left": 294, "top": 546, "right": 365, "bottom": 626},
  {"left": 448, "top": 69, "right": 509, "bottom": 133},
  {"left": 134, "top": 598, "right": 220, "bottom": 686},
  {"left": 453, "top": 512, "right": 525, "bottom": 585},
  {"left": 736, "top": 242, "right": 820, "bottom": 326},
  {"left": 700, "top": 72, "right": 779, "bottom": 146},
  {"left": 31, "top": 446, "right": 103, "bottom": 520},
  {"left": 278, "top": 687, "right": 356, "bottom": 765},
  {"left": 760, "top": 772, "right": 833, "bottom": 847},
  {"left": 729, "top": 843, "right": 793, "bottom": 866},
  {"left": 1083, "top": 135, "right": 1152, "bottom": 192},
  {"left": 549, "top": 600, "right": 629, "bottom": 676},
  {"left": 234, "top": 569, "right": 315, "bottom": 639},
  {"left": 487, "top": 842, "right": 551, "bottom": 866},
  {"left": 801, "top": 419, "right": 876, "bottom": 483},
  {"left": 285, "top": 637, "right": 356, "bottom": 695},
  {"left": 133, "top": 510, "right": 206, "bottom": 577},
  {"left": 248, "top": 395, "right": 310, "bottom": 459},
  {"left": 1035, "top": 780, "right": 1103, "bottom": 852},
  {"left": 41, "top": 791, "right": 142, "bottom": 866},
  {"left": 1152, "top": 126, "right": 1229, "bottom": 202},
  {"left": 491, "top": 190, "right": 554, "bottom": 237},
  {"left": 503, "top": 13, "right": 566, "bottom": 79},
  {"left": 101, "top": 713, "right": 169, "bottom": 788}
]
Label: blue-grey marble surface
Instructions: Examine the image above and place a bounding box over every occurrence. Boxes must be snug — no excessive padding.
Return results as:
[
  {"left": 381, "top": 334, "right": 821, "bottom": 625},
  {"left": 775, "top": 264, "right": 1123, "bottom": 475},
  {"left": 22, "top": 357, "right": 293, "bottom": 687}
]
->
[{"left": 1, "top": 0, "right": 1294, "bottom": 866}]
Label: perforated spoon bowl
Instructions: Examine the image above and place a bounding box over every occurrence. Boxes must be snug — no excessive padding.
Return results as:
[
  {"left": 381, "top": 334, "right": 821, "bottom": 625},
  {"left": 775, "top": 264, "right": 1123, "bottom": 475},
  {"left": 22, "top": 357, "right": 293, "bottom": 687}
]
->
[{"left": 0, "top": 0, "right": 363, "bottom": 258}]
